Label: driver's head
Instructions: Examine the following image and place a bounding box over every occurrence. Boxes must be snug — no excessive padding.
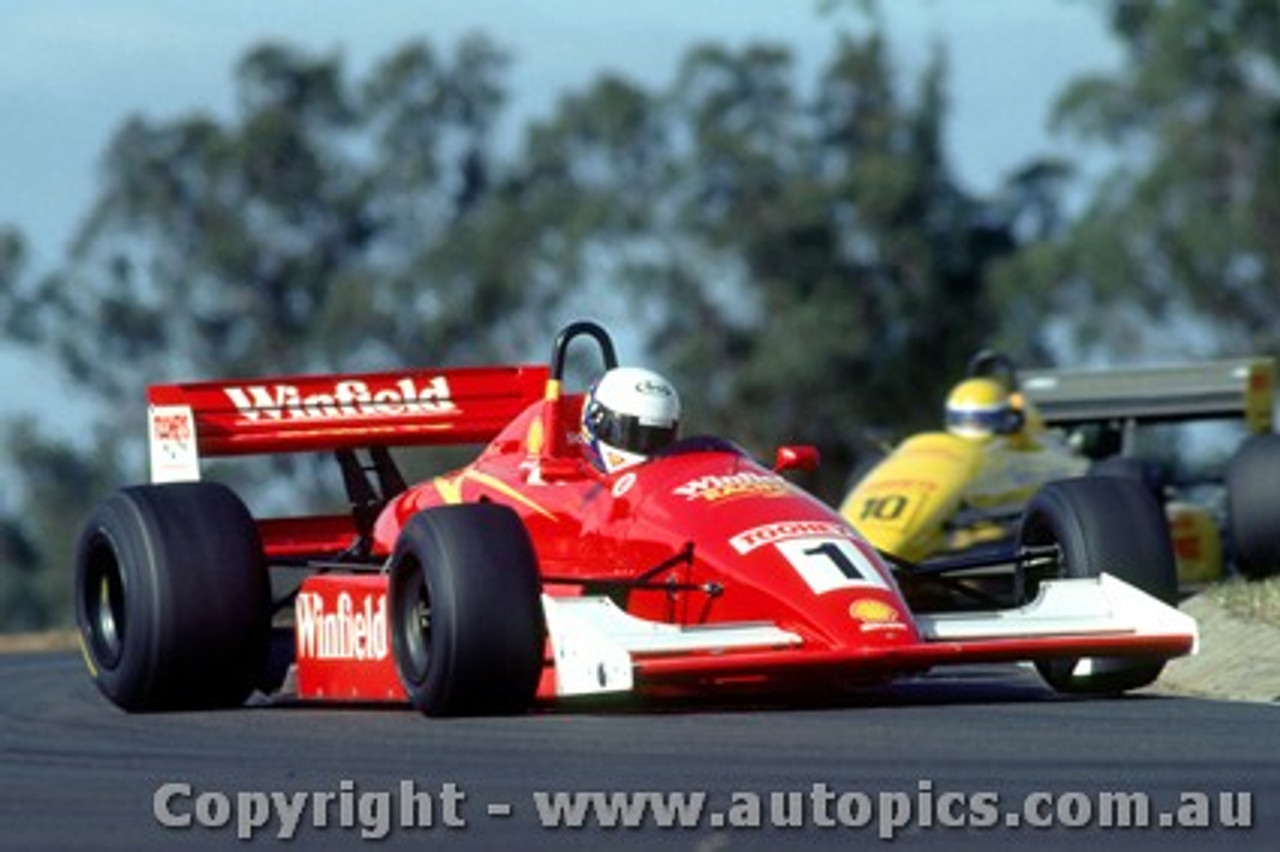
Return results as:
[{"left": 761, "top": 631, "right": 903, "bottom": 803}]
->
[
  {"left": 580, "top": 367, "right": 681, "bottom": 473},
  {"left": 944, "top": 377, "right": 1022, "bottom": 440}
]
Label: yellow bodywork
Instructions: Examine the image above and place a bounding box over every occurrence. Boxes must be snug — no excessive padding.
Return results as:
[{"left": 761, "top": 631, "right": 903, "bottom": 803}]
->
[
  {"left": 844, "top": 355, "right": 1275, "bottom": 582},
  {"left": 840, "top": 430, "right": 1225, "bottom": 584},
  {"left": 1166, "top": 501, "right": 1223, "bottom": 587},
  {"left": 1243, "top": 359, "right": 1275, "bottom": 435},
  {"left": 839, "top": 431, "right": 1088, "bottom": 563}
]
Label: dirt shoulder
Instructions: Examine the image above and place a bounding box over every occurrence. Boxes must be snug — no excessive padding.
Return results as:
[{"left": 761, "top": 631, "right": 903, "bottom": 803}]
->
[
  {"left": 0, "top": 630, "right": 78, "bottom": 654},
  {"left": 1150, "top": 588, "right": 1280, "bottom": 704}
]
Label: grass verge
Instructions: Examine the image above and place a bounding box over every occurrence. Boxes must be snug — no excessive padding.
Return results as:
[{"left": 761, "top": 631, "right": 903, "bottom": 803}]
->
[{"left": 1206, "top": 576, "right": 1280, "bottom": 628}]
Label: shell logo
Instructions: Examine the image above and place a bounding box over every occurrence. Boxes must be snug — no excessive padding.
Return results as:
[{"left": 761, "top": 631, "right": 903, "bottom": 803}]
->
[{"left": 848, "top": 598, "right": 900, "bottom": 624}]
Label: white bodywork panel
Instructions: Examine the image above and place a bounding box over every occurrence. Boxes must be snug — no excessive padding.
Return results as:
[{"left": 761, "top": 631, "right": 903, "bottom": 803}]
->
[
  {"left": 540, "top": 574, "right": 1196, "bottom": 698},
  {"left": 916, "top": 573, "right": 1198, "bottom": 648},
  {"left": 541, "top": 595, "right": 802, "bottom": 697}
]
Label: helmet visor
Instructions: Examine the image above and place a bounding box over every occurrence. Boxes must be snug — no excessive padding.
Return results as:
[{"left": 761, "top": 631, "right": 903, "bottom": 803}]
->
[
  {"left": 594, "top": 411, "right": 679, "bottom": 456},
  {"left": 946, "top": 407, "right": 1010, "bottom": 436}
]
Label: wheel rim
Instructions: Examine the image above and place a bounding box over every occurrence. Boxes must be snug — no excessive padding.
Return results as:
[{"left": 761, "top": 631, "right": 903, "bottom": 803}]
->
[
  {"left": 83, "top": 536, "right": 126, "bottom": 670},
  {"left": 397, "top": 564, "right": 433, "bottom": 686}
]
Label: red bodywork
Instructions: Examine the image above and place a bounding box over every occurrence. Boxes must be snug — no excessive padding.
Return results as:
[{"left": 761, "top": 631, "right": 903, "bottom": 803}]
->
[{"left": 146, "top": 351, "right": 1195, "bottom": 705}]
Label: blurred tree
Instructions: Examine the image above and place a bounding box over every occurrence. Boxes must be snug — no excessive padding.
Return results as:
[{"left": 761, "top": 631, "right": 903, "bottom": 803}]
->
[
  {"left": 9, "top": 36, "right": 551, "bottom": 391},
  {"left": 602, "top": 23, "right": 1025, "bottom": 496},
  {"left": 0, "top": 421, "right": 124, "bottom": 630},
  {"left": 991, "top": 0, "right": 1280, "bottom": 362},
  {"left": 0, "top": 227, "right": 23, "bottom": 283},
  {"left": 0, "top": 36, "right": 559, "bottom": 626},
  {"left": 0, "top": 230, "right": 47, "bottom": 628},
  {"left": 0, "top": 6, "right": 1040, "bottom": 628}
]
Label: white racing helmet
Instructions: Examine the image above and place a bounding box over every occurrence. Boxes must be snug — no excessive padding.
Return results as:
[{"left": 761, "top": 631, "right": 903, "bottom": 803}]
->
[{"left": 581, "top": 367, "right": 681, "bottom": 473}]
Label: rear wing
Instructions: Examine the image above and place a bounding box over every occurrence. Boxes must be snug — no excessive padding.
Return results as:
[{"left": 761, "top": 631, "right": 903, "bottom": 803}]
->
[
  {"left": 147, "top": 364, "right": 549, "bottom": 483},
  {"left": 1020, "top": 357, "right": 1275, "bottom": 434}
]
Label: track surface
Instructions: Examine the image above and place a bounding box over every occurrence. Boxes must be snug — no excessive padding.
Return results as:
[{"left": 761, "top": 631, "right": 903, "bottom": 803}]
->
[{"left": 1, "top": 652, "right": 1276, "bottom": 851}]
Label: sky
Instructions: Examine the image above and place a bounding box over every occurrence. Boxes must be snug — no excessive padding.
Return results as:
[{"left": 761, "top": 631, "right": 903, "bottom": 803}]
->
[
  {"left": 0, "top": 0, "right": 1120, "bottom": 267},
  {"left": 0, "top": 1, "right": 1121, "bottom": 439}
]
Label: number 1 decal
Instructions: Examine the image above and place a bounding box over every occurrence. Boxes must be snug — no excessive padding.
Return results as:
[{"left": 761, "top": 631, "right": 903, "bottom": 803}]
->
[{"left": 774, "top": 537, "right": 889, "bottom": 595}]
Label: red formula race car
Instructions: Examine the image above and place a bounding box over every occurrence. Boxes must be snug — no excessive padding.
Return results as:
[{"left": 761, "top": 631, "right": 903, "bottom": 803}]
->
[{"left": 74, "top": 322, "right": 1196, "bottom": 716}]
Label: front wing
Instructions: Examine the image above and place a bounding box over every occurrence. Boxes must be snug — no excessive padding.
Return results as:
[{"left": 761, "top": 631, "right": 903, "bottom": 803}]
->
[
  {"left": 543, "top": 574, "right": 1196, "bottom": 697},
  {"left": 289, "top": 573, "right": 1195, "bottom": 703}
]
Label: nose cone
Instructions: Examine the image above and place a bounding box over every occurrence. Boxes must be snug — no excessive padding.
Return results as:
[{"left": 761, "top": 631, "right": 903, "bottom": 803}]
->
[
  {"left": 626, "top": 448, "right": 921, "bottom": 649},
  {"left": 732, "top": 526, "right": 922, "bottom": 650}
]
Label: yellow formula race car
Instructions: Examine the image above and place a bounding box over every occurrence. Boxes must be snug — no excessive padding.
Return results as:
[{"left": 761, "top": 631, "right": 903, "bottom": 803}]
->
[{"left": 840, "top": 353, "right": 1280, "bottom": 606}]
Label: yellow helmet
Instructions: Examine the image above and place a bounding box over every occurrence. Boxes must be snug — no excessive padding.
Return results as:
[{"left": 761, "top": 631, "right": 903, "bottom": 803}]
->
[{"left": 945, "top": 378, "right": 1021, "bottom": 439}]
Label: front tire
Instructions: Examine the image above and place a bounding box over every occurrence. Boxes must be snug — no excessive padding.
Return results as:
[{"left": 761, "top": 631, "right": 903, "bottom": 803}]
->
[
  {"left": 389, "top": 504, "right": 543, "bottom": 716},
  {"left": 1020, "top": 477, "right": 1178, "bottom": 695},
  {"left": 74, "top": 482, "right": 270, "bottom": 711},
  {"left": 1087, "top": 454, "right": 1166, "bottom": 505}
]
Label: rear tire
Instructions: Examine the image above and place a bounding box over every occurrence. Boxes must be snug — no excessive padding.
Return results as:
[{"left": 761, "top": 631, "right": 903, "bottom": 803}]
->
[
  {"left": 389, "top": 504, "right": 543, "bottom": 716},
  {"left": 1226, "top": 434, "right": 1280, "bottom": 579},
  {"left": 74, "top": 482, "right": 270, "bottom": 711},
  {"left": 1020, "top": 477, "right": 1177, "bottom": 695}
]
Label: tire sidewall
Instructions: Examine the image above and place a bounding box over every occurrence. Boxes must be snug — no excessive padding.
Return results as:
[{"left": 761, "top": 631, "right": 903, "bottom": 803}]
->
[
  {"left": 390, "top": 504, "right": 543, "bottom": 716},
  {"left": 1022, "top": 477, "right": 1176, "bottom": 602},
  {"left": 75, "top": 493, "right": 161, "bottom": 709},
  {"left": 73, "top": 482, "right": 269, "bottom": 711},
  {"left": 1020, "top": 477, "right": 1177, "bottom": 694}
]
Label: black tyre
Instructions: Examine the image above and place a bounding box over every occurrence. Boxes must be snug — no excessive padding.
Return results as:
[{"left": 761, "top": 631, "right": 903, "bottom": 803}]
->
[
  {"left": 389, "top": 504, "right": 543, "bottom": 717},
  {"left": 1226, "top": 433, "right": 1280, "bottom": 579},
  {"left": 74, "top": 482, "right": 270, "bottom": 711},
  {"left": 1020, "top": 477, "right": 1178, "bottom": 695},
  {"left": 1087, "top": 455, "right": 1167, "bottom": 505}
]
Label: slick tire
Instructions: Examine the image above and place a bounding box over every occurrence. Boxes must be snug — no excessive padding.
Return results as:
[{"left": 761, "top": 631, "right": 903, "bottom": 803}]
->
[
  {"left": 1226, "top": 434, "right": 1280, "bottom": 580},
  {"left": 1087, "top": 455, "right": 1167, "bottom": 506},
  {"left": 1019, "top": 477, "right": 1178, "bottom": 695},
  {"left": 389, "top": 504, "right": 543, "bottom": 717},
  {"left": 74, "top": 482, "right": 270, "bottom": 711}
]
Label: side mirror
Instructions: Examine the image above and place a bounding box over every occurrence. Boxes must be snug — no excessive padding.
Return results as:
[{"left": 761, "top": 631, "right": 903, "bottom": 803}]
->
[{"left": 774, "top": 445, "right": 820, "bottom": 473}]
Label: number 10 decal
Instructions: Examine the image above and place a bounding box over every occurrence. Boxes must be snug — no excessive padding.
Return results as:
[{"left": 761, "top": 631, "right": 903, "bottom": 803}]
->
[{"left": 774, "top": 536, "right": 889, "bottom": 595}]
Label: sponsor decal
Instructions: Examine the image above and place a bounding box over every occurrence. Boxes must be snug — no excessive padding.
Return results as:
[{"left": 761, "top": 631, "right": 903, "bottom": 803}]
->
[
  {"left": 635, "top": 378, "right": 674, "bottom": 397},
  {"left": 224, "top": 376, "right": 456, "bottom": 422},
  {"left": 605, "top": 448, "right": 643, "bottom": 471},
  {"left": 1171, "top": 516, "right": 1203, "bottom": 561},
  {"left": 673, "top": 471, "right": 788, "bottom": 503},
  {"left": 775, "top": 537, "right": 891, "bottom": 594},
  {"left": 848, "top": 598, "right": 900, "bottom": 624},
  {"left": 296, "top": 591, "right": 389, "bottom": 662},
  {"left": 153, "top": 409, "right": 193, "bottom": 448},
  {"left": 900, "top": 445, "right": 970, "bottom": 464},
  {"left": 612, "top": 471, "right": 637, "bottom": 498},
  {"left": 730, "top": 520, "right": 849, "bottom": 555},
  {"left": 149, "top": 405, "right": 200, "bottom": 483}
]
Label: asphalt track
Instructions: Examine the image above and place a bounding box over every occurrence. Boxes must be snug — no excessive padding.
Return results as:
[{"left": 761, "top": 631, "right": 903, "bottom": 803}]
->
[{"left": 1, "top": 652, "right": 1276, "bottom": 851}]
